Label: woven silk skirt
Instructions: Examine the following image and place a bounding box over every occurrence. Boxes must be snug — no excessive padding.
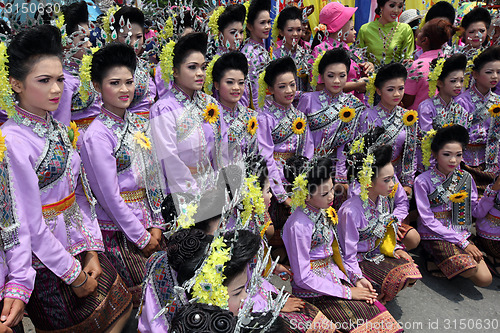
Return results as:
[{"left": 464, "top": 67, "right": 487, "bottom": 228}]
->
[
  {"left": 26, "top": 252, "right": 132, "bottom": 332},
  {"left": 421, "top": 239, "right": 477, "bottom": 278},
  {"left": 359, "top": 256, "right": 422, "bottom": 302},
  {"left": 476, "top": 235, "right": 500, "bottom": 258},
  {"left": 279, "top": 299, "right": 336, "bottom": 333}
]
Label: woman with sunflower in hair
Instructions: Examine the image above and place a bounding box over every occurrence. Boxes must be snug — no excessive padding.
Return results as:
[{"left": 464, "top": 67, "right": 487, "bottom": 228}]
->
[
  {"left": 150, "top": 32, "right": 228, "bottom": 196},
  {"left": 298, "top": 48, "right": 365, "bottom": 208},
  {"left": 415, "top": 125, "right": 493, "bottom": 286},
  {"left": 456, "top": 46, "right": 500, "bottom": 195}
]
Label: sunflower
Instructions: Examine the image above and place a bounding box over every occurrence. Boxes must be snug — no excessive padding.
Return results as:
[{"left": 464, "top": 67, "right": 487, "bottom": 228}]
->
[
  {"left": 449, "top": 190, "right": 468, "bottom": 203},
  {"left": 326, "top": 206, "right": 338, "bottom": 225},
  {"left": 292, "top": 117, "right": 307, "bottom": 135},
  {"left": 68, "top": 122, "right": 80, "bottom": 149},
  {"left": 402, "top": 110, "right": 418, "bottom": 126},
  {"left": 247, "top": 117, "right": 258, "bottom": 136},
  {"left": 339, "top": 107, "right": 356, "bottom": 123},
  {"left": 134, "top": 131, "right": 152, "bottom": 150},
  {"left": 0, "top": 129, "right": 5, "bottom": 162},
  {"left": 203, "top": 103, "right": 220, "bottom": 124},
  {"left": 488, "top": 104, "right": 500, "bottom": 118}
]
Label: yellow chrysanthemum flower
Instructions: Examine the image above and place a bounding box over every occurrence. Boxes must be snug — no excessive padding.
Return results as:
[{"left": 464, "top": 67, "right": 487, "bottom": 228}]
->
[
  {"left": 203, "top": 103, "right": 220, "bottom": 124},
  {"left": 159, "top": 40, "right": 175, "bottom": 85},
  {"left": 326, "top": 206, "right": 338, "bottom": 225},
  {"left": 78, "top": 47, "right": 99, "bottom": 103},
  {"left": 349, "top": 137, "right": 365, "bottom": 155},
  {"left": 271, "top": 13, "right": 280, "bottom": 45},
  {"left": 366, "top": 73, "right": 377, "bottom": 106},
  {"left": 488, "top": 104, "right": 500, "bottom": 118},
  {"left": 0, "top": 128, "right": 6, "bottom": 162},
  {"left": 388, "top": 182, "right": 398, "bottom": 199},
  {"left": 339, "top": 107, "right": 356, "bottom": 123},
  {"left": 402, "top": 110, "right": 418, "bottom": 126},
  {"left": 359, "top": 154, "right": 374, "bottom": 203},
  {"left": 208, "top": 7, "right": 225, "bottom": 38},
  {"left": 311, "top": 51, "right": 326, "bottom": 90},
  {"left": 247, "top": 117, "right": 258, "bottom": 136},
  {"left": 421, "top": 129, "right": 437, "bottom": 169},
  {"left": 203, "top": 55, "right": 220, "bottom": 95},
  {"left": 290, "top": 173, "right": 308, "bottom": 210},
  {"left": 241, "top": 175, "right": 265, "bottom": 225},
  {"left": 428, "top": 57, "right": 445, "bottom": 98},
  {"left": 292, "top": 117, "right": 307, "bottom": 135},
  {"left": 449, "top": 191, "right": 468, "bottom": 203},
  {"left": 0, "top": 42, "right": 15, "bottom": 118},
  {"left": 177, "top": 202, "right": 197, "bottom": 229},
  {"left": 257, "top": 71, "right": 268, "bottom": 108},
  {"left": 68, "top": 122, "right": 80, "bottom": 149},
  {"left": 157, "top": 17, "right": 174, "bottom": 42},
  {"left": 134, "top": 131, "right": 151, "bottom": 150}
]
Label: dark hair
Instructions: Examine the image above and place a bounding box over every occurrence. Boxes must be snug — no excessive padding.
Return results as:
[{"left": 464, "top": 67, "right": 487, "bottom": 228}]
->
[
  {"left": 421, "top": 18, "right": 459, "bottom": 50},
  {"left": 318, "top": 48, "right": 351, "bottom": 75},
  {"left": 346, "top": 127, "right": 393, "bottom": 181},
  {"left": 431, "top": 125, "right": 469, "bottom": 152},
  {"left": 112, "top": 6, "right": 145, "bottom": 34},
  {"left": 277, "top": 6, "right": 302, "bottom": 31},
  {"left": 167, "top": 228, "right": 213, "bottom": 283},
  {"left": 218, "top": 4, "right": 246, "bottom": 33},
  {"left": 473, "top": 45, "right": 500, "bottom": 72},
  {"left": 0, "top": 19, "right": 11, "bottom": 36},
  {"left": 222, "top": 230, "right": 260, "bottom": 285},
  {"left": 374, "top": 62, "right": 407, "bottom": 89},
  {"left": 375, "top": 0, "right": 389, "bottom": 16},
  {"left": 284, "top": 156, "right": 333, "bottom": 195},
  {"left": 425, "top": 1, "right": 455, "bottom": 24},
  {"left": 436, "top": 54, "right": 467, "bottom": 82},
  {"left": 247, "top": 0, "right": 271, "bottom": 26},
  {"left": 91, "top": 43, "right": 136, "bottom": 84},
  {"left": 264, "top": 56, "right": 296, "bottom": 86},
  {"left": 161, "top": 194, "right": 178, "bottom": 225},
  {"left": 213, "top": 51, "right": 248, "bottom": 83},
  {"left": 461, "top": 7, "right": 491, "bottom": 30},
  {"left": 174, "top": 11, "right": 194, "bottom": 35},
  {"left": 171, "top": 302, "right": 236, "bottom": 333},
  {"left": 7, "top": 25, "right": 62, "bottom": 81},
  {"left": 216, "top": 164, "right": 244, "bottom": 200},
  {"left": 246, "top": 154, "right": 269, "bottom": 189},
  {"left": 62, "top": 1, "right": 88, "bottom": 36},
  {"left": 173, "top": 32, "right": 207, "bottom": 69}
]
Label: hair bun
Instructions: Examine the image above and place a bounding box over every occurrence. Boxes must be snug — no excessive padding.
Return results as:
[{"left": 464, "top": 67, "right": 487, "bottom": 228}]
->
[
  {"left": 172, "top": 303, "right": 236, "bottom": 333},
  {"left": 167, "top": 229, "right": 207, "bottom": 270}
]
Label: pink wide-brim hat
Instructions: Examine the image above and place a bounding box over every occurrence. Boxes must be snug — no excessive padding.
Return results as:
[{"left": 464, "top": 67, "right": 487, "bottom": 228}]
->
[{"left": 319, "top": 2, "right": 357, "bottom": 34}]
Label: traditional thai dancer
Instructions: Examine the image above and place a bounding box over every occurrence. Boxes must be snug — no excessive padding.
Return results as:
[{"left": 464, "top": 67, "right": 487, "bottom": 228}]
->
[
  {"left": 80, "top": 43, "right": 165, "bottom": 307},
  {"left": 209, "top": 4, "right": 246, "bottom": 55},
  {"left": 150, "top": 32, "right": 228, "bottom": 195},
  {"left": 459, "top": 7, "right": 491, "bottom": 50},
  {"left": 338, "top": 140, "right": 422, "bottom": 304},
  {"left": 1, "top": 25, "right": 132, "bottom": 332},
  {"left": 282, "top": 156, "right": 403, "bottom": 332},
  {"left": 456, "top": 46, "right": 500, "bottom": 193},
  {"left": 415, "top": 125, "right": 492, "bottom": 287}
]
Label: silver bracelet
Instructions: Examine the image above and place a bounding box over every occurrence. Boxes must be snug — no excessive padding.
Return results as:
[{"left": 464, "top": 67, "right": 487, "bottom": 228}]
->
[{"left": 71, "top": 271, "right": 88, "bottom": 288}]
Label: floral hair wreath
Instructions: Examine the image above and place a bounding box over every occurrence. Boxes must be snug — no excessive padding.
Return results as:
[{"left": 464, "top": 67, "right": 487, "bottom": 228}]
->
[
  {"left": 428, "top": 57, "right": 446, "bottom": 97},
  {"left": 208, "top": 6, "right": 226, "bottom": 39},
  {"left": 204, "top": 55, "right": 220, "bottom": 95},
  {"left": 0, "top": 42, "right": 16, "bottom": 118},
  {"left": 78, "top": 47, "right": 100, "bottom": 104},
  {"left": 311, "top": 50, "right": 325, "bottom": 90},
  {"left": 421, "top": 129, "right": 437, "bottom": 170},
  {"left": 257, "top": 70, "right": 268, "bottom": 108},
  {"left": 159, "top": 40, "right": 176, "bottom": 86},
  {"left": 347, "top": 137, "right": 375, "bottom": 204}
]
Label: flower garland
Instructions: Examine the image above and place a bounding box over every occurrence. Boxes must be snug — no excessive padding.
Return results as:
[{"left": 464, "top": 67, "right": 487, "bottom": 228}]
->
[
  {"left": 78, "top": 47, "right": 99, "bottom": 104},
  {"left": 55, "top": 13, "right": 67, "bottom": 44},
  {"left": 421, "top": 129, "right": 437, "bottom": 169},
  {"left": 203, "top": 103, "right": 220, "bottom": 124},
  {"left": 326, "top": 206, "right": 338, "bottom": 225},
  {"left": 68, "top": 122, "right": 80, "bottom": 149},
  {"left": 0, "top": 128, "right": 6, "bottom": 162},
  {"left": 157, "top": 17, "right": 173, "bottom": 42},
  {"left": 208, "top": 6, "right": 225, "bottom": 39},
  {"left": 339, "top": 107, "right": 356, "bottom": 123},
  {"left": 247, "top": 116, "right": 258, "bottom": 136},
  {"left": 159, "top": 40, "right": 176, "bottom": 86},
  {"left": 488, "top": 104, "right": 500, "bottom": 117},
  {"left": 428, "top": 57, "right": 445, "bottom": 98},
  {"left": 192, "top": 236, "right": 231, "bottom": 309},
  {"left": 271, "top": 13, "right": 280, "bottom": 45},
  {"left": 290, "top": 173, "right": 308, "bottom": 210},
  {"left": 0, "top": 42, "right": 15, "bottom": 118},
  {"left": 358, "top": 154, "right": 374, "bottom": 203},
  {"left": 257, "top": 70, "right": 268, "bottom": 108},
  {"left": 241, "top": 175, "right": 266, "bottom": 225},
  {"left": 102, "top": 5, "right": 119, "bottom": 42},
  {"left": 292, "top": 117, "right": 307, "bottom": 135},
  {"left": 311, "top": 50, "right": 325, "bottom": 90},
  {"left": 366, "top": 72, "right": 377, "bottom": 106},
  {"left": 242, "top": 1, "right": 251, "bottom": 39},
  {"left": 349, "top": 137, "right": 365, "bottom": 155},
  {"left": 177, "top": 202, "right": 198, "bottom": 229},
  {"left": 204, "top": 55, "right": 220, "bottom": 95},
  {"left": 402, "top": 110, "right": 418, "bottom": 126},
  {"left": 134, "top": 131, "right": 151, "bottom": 150}
]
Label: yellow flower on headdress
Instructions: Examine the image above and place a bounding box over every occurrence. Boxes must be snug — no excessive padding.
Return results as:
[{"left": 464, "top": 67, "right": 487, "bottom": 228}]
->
[
  {"left": 78, "top": 47, "right": 99, "bottom": 103},
  {"left": 0, "top": 128, "right": 6, "bottom": 162},
  {"left": 292, "top": 117, "right": 307, "bottom": 135},
  {"left": 192, "top": 236, "right": 231, "bottom": 308},
  {"left": 339, "top": 107, "right": 356, "bottom": 123},
  {"left": 241, "top": 175, "right": 266, "bottom": 225},
  {"left": 488, "top": 104, "right": 500, "bottom": 118},
  {"left": 388, "top": 182, "right": 398, "bottom": 199},
  {"left": 55, "top": 14, "right": 65, "bottom": 30},
  {"left": 366, "top": 73, "right": 377, "bottom": 106},
  {"left": 157, "top": 17, "right": 174, "bottom": 42},
  {"left": 359, "top": 154, "right": 374, "bottom": 203},
  {"left": 402, "top": 110, "right": 418, "bottom": 127},
  {"left": 247, "top": 116, "right": 258, "bottom": 136},
  {"left": 349, "top": 137, "right": 365, "bottom": 155},
  {"left": 134, "top": 131, "right": 151, "bottom": 150},
  {"left": 177, "top": 202, "right": 197, "bottom": 229},
  {"left": 290, "top": 173, "right": 308, "bottom": 210},
  {"left": 326, "top": 206, "right": 338, "bottom": 225},
  {"left": 311, "top": 50, "right": 326, "bottom": 90},
  {"left": 68, "top": 122, "right": 80, "bottom": 149},
  {"left": 428, "top": 57, "right": 445, "bottom": 97},
  {"left": 421, "top": 129, "right": 437, "bottom": 169},
  {"left": 257, "top": 70, "right": 268, "bottom": 108},
  {"left": 271, "top": 13, "right": 280, "bottom": 45},
  {"left": 204, "top": 55, "right": 220, "bottom": 95},
  {"left": 449, "top": 190, "right": 468, "bottom": 203},
  {"left": 0, "top": 42, "right": 15, "bottom": 118},
  {"left": 208, "top": 7, "right": 226, "bottom": 38},
  {"left": 242, "top": 1, "right": 251, "bottom": 39},
  {"left": 203, "top": 103, "right": 220, "bottom": 124},
  {"left": 159, "top": 40, "right": 176, "bottom": 86}
]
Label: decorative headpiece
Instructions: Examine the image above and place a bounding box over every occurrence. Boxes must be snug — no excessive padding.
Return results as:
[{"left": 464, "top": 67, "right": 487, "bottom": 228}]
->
[
  {"left": 0, "top": 42, "right": 15, "bottom": 118},
  {"left": 78, "top": 47, "right": 99, "bottom": 104},
  {"left": 257, "top": 70, "right": 268, "bottom": 108},
  {"left": 204, "top": 55, "right": 220, "bottom": 95},
  {"left": 428, "top": 57, "right": 446, "bottom": 97},
  {"left": 159, "top": 40, "right": 176, "bottom": 86},
  {"left": 421, "top": 129, "right": 437, "bottom": 170},
  {"left": 208, "top": 6, "right": 226, "bottom": 38},
  {"left": 311, "top": 50, "right": 325, "bottom": 90}
]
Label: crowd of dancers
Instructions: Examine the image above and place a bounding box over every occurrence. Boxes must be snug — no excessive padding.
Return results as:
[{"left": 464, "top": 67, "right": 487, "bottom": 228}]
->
[{"left": 0, "top": 0, "right": 499, "bottom": 332}]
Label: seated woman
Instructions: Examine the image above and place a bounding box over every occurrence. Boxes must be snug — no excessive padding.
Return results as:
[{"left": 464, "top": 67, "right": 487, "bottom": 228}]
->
[
  {"left": 415, "top": 125, "right": 493, "bottom": 287},
  {"left": 338, "top": 136, "right": 422, "bottom": 304},
  {"left": 282, "top": 156, "right": 403, "bottom": 332}
]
